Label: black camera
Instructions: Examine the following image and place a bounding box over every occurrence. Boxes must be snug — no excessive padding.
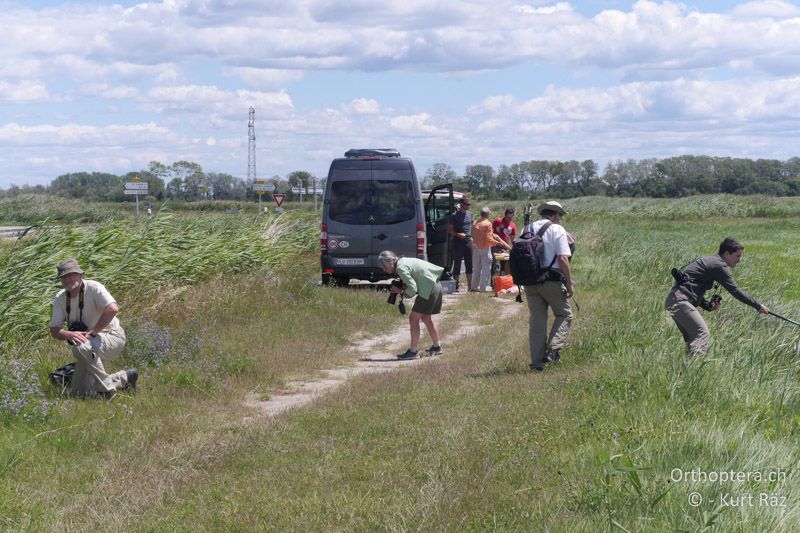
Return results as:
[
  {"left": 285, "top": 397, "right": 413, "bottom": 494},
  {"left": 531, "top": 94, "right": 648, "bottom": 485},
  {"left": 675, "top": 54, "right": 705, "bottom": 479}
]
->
[
  {"left": 387, "top": 279, "right": 404, "bottom": 305},
  {"left": 387, "top": 279, "right": 406, "bottom": 314},
  {"left": 69, "top": 321, "right": 89, "bottom": 332}
]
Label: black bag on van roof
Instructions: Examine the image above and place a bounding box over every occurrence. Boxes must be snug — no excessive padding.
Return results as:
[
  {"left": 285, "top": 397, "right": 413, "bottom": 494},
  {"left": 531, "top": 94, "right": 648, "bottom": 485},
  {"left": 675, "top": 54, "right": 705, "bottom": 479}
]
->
[{"left": 344, "top": 148, "right": 400, "bottom": 158}]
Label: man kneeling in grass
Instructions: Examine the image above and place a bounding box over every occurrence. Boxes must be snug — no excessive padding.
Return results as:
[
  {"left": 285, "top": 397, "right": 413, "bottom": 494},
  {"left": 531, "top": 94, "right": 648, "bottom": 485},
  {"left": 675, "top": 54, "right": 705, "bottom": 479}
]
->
[
  {"left": 49, "top": 258, "right": 138, "bottom": 398},
  {"left": 378, "top": 250, "right": 444, "bottom": 359},
  {"left": 665, "top": 237, "right": 769, "bottom": 355}
]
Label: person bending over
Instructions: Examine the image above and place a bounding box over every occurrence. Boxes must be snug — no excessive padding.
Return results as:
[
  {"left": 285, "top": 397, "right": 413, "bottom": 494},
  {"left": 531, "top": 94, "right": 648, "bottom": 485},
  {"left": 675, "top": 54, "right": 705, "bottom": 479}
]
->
[
  {"left": 665, "top": 238, "right": 769, "bottom": 355},
  {"left": 378, "top": 250, "right": 444, "bottom": 359}
]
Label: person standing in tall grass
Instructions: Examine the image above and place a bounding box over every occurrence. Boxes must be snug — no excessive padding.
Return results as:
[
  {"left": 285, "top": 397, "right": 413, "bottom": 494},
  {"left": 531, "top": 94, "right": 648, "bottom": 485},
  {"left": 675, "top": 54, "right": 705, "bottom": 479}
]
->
[
  {"left": 665, "top": 238, "right": 770, "bottom": 355},
  {"left": 523, "top": 201, "right": 574, "bottom": 372},
  {"left": 49, "top": 258, "right": 137, "bottom": 398}
]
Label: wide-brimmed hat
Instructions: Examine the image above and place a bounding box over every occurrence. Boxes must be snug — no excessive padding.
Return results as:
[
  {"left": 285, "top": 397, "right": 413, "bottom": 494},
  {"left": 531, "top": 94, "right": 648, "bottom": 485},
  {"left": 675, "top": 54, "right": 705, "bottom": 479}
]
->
[
  {"left": 56, "top": 258, "right": 84, "bottom": 279},
  {"left": 536, "top": 200, "right": 566, "bottom": 216}
]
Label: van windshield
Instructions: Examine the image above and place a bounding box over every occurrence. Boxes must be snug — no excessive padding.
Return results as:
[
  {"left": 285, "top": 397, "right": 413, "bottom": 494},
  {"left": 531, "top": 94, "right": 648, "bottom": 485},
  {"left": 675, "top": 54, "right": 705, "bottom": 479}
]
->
[{"left": 328, "top": 180, "right": 416, "bottom": 225}]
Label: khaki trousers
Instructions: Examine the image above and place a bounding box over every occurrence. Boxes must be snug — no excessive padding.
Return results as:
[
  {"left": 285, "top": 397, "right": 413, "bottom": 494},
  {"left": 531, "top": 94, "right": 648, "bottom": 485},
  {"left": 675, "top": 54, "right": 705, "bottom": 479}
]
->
[
  {"left": 524, "top": 281, "right": 573, "bottom": 369},
  {"left": 471, "top": 246, "right": 493, "bottom": 292},
  {"left": 70, "top": 329, "right": 128, "bottom": 397},
  {"left": 665, "top": 289, "right": 710, "bottom": 355}
]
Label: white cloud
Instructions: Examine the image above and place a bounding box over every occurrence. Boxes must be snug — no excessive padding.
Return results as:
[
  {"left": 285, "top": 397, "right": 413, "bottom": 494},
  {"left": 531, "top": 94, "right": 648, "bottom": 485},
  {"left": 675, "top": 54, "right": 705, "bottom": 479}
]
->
[
  {"left": 389, "top": 113, "right": 447, "bottom": 136},
  {"left": 731, "top": 0, "right": 800, "bottom": 18},
  {"left": 343, "top": 98, "right": 381, "bottom": 115},
  {"left": 139, "top": 85, "right": 294, "bottom": 120},
  {"left": 515, "top": 2, "right": 573, "bottom": 15},
  {"left": 0, "top": 122, "right": 175, "bottom": 146},
  {"left": 223, "top": 67, "right": 305, "bottom": 88},
  {"left": 0, "top": 80, "right": 51, "bottom": 102}
]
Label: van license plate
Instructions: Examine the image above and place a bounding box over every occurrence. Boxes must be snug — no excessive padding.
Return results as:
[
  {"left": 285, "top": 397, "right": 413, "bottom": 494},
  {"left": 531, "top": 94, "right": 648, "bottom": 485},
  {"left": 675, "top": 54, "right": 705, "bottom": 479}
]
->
[{"left": 335, "top": 258, "right": 365, "bottom": 266}]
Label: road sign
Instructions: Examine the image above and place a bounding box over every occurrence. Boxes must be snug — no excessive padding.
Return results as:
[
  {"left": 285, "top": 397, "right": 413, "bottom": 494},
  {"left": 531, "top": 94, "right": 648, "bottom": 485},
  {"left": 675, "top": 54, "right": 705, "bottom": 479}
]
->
[
  {"left": 253, "top": 183, "right": 275, "bottom": 192},
  {"left": 124, "top": 189, "right": 148, "bottom": 195},
  {"left": 125, "top": 182, "right": 149, "bottom": 190},
  {"left": 290, "top": 186, "right": 324, "bottom": 195},
  {"left": 273, "top": 193, "right": 287, "bottom": 208}
]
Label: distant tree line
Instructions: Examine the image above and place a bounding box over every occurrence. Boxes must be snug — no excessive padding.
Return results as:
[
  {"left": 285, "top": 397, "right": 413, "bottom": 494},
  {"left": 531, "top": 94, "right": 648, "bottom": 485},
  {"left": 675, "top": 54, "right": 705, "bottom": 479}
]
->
[
  {"left": 0, "top": 161, "right": 325, "bottom": 203},
  {"left": 2, "top": 155, "right": 799, "bottom": 202},
  {"left": 423, "top": 156, "right": 800, "bottom": 198}
]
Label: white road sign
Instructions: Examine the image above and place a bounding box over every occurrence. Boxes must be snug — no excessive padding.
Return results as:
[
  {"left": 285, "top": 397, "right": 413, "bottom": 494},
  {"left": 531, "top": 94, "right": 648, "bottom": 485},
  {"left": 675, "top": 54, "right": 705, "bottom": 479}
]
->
[
  {"left": 290, "top": 186, "right": 324, "bottom": 195},
  {"left": 124, "top": 189, "right": 148, "bottom": 195},
  {"left": 253, "top": 183, "right": 275, "bottom": 191},
  {"left": 125, "top": 182, "right": 149, "bottom": 190}
]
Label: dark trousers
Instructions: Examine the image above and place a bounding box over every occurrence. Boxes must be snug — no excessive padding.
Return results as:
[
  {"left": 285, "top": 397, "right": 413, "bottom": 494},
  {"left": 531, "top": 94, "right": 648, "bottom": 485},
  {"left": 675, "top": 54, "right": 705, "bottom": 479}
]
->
[{"left": 450, "top": 239, "right": 473, "bottom": 285}]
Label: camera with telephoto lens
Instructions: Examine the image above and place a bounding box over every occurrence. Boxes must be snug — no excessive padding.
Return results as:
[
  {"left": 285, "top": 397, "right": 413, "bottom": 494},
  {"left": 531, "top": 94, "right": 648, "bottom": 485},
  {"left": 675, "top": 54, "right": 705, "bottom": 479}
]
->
[
  {"left": 69, "top": 321, "right": 89, "bottom": 332},
  {"left": 387, "top": 279, "right": 406, "bottom": 314}
]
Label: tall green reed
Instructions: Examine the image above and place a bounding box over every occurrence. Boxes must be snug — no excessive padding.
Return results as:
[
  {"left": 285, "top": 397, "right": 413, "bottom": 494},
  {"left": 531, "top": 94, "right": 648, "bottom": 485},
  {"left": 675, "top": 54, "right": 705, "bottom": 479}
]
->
[{"left": 0, "top": 211, "right": 317, "bottom": 346}]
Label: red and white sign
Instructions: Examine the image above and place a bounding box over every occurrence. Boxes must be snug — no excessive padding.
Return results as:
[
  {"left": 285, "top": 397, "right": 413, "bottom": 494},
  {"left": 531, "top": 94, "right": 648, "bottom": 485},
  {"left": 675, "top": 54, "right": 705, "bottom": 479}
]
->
[{"left": 273, "top": 193, "right": 287, "bottom": 207}]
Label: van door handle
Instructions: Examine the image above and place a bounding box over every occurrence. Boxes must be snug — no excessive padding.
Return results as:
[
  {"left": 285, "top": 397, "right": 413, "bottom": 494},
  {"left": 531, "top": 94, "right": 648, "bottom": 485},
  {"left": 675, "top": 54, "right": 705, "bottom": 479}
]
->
[{"left": 375, "top": 233, "right": 388, "bottom": 240}]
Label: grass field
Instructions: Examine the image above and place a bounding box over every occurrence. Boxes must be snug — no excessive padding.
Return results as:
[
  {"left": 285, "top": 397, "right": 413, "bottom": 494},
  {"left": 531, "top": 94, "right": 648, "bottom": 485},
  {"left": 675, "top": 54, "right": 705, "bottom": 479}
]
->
[{"left": 1, "top": 195, "right": 799, "bottom": 531}]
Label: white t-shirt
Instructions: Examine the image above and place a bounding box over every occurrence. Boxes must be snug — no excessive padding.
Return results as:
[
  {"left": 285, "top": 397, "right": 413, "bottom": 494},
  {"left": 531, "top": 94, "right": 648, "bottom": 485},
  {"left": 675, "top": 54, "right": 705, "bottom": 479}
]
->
[
  {"left": 50, "top": 279, "right": 122, "bottom": 333},
  {"left": 526, "top": 219, "right": 571, "bottom": 271}
]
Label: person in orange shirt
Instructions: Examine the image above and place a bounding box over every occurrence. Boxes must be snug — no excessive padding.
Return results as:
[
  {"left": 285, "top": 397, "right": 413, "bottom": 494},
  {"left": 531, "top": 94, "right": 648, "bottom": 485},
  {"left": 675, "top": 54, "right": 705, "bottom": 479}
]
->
[{"left": 471, "top": 207, "right": 511, "bottom": 292}]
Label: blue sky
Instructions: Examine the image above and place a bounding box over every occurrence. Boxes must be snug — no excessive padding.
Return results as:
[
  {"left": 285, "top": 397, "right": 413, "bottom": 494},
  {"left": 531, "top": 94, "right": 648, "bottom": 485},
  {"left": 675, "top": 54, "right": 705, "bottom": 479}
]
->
[{"left": 1, "top": 0, "right": 800, "bottom": 187}]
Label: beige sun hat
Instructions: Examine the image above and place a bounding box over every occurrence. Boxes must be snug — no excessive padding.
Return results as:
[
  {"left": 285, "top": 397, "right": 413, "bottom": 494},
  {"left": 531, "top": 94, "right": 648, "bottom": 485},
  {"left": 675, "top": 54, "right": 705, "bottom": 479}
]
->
[
  {"left": 536, "top": 200, "right": 566, "bottom": 216},
  {"left": 56, "top": 258, "right": 84, "bottom": 279}
]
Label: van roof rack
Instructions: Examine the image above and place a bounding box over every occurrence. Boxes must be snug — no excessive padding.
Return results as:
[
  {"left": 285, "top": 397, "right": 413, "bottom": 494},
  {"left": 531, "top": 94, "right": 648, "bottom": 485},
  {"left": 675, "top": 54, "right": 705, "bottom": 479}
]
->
[{"left": 344, "top": 148, "right": 401, "bottom": 158}]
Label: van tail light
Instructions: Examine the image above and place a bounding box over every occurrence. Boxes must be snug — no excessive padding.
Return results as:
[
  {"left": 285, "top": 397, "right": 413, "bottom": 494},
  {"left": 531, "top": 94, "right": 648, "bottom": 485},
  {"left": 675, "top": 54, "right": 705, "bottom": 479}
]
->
[
  {"left": 321, "top": 223, "right": 328, "bottom": 255},
  {"left": 417, "top": 223, "right": 425, "bottom": 257}
]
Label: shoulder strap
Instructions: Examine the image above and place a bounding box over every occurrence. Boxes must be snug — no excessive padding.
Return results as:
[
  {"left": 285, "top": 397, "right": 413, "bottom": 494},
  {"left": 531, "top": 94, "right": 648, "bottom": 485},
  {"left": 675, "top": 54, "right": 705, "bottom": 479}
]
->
[
  {"left": 537, "top": 221, "right": 558, "bottom": 269},
  {"left": 64, "top": 283, "right": 85, "bottom": 324},
  {"left": 536, "top": 221, "right": 553, "bottom": 237}
]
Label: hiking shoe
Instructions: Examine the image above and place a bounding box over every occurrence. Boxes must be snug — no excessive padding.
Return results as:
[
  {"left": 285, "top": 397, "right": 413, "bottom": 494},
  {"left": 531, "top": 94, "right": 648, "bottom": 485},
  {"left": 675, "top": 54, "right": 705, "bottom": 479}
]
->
[
  {"left": 397, "top": 349, "right": 419, "bottom": 360},
  {"left": 426, "top": 344, "right": 443, "bottom": 355},
  {"left": 544, "top": 351, "right": 561, "bottom": 363}
]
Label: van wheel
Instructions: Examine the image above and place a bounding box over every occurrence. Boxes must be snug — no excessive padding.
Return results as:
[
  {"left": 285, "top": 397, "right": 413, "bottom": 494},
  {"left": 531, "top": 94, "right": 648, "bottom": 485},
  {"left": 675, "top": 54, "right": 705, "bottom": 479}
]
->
[
  {"left": 322, "top": 273, "right": 331, "bottom": 286},
  {"left": 333, "top": 276, "right": 350, "bottom": 287}
]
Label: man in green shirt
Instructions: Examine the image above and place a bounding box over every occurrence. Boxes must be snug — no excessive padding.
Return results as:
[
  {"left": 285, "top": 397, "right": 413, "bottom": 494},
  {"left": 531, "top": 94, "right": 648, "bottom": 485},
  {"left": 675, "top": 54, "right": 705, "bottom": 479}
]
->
[
  {"left": 665, "top": 237, "right": 769, "bottom": 355},
  {"left": 378, "top": 250, "right": 444, "bottom": 359}
]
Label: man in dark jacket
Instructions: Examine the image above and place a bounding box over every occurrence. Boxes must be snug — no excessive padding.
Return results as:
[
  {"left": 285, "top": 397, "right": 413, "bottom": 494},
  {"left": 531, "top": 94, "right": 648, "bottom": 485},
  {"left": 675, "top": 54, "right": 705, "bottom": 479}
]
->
[{"left": 665, "top": 238, "right": 769, "bottom": 355}]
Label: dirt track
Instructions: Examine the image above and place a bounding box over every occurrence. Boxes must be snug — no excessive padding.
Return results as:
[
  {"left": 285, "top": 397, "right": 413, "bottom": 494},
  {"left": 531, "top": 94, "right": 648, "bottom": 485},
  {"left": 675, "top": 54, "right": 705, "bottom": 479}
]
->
[{"left": 243, "top": 291, "right": 525, "bottom": 420}]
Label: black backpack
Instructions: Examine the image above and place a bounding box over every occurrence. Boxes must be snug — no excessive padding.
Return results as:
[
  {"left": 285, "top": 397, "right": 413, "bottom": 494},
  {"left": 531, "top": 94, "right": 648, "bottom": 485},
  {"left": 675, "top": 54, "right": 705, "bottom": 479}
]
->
[{"left": 509, "top": 221, "right": 556, "bottom": 287}]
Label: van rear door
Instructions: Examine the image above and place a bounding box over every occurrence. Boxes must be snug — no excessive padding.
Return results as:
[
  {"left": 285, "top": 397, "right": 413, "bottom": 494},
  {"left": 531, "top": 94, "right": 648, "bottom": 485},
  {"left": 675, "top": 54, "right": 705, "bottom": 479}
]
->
[
  {"left": 369, "top": 159, "right": 419, "bottom": 262},
  {"left": 326, "top": 165, "right": 373, "bottom": 270},
  {"left": 424, "top": 184, "right": 454, "bottom": 271}
]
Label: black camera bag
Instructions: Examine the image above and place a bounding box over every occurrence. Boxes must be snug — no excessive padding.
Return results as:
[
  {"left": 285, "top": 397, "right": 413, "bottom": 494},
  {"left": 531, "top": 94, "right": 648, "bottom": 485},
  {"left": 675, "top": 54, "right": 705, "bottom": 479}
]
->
[{"left": 50, "top": 362, "right": 76, "bottom": 388}]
